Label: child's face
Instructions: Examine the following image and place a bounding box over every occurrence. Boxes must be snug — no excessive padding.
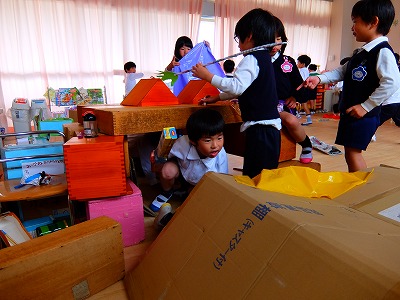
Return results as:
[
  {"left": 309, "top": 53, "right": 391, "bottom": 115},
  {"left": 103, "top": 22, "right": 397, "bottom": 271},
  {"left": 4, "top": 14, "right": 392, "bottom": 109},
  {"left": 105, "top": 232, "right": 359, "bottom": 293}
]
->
[
  {"left": 237, "top": 35, "right": 254, "bottom": 52},
  {"left": 126, "top": 67, "right": 136, "bottom": 73},
  {"left": 270, "top": 36, "right": 282, "bottom": 56},
  {"left": 351, "top": 16, "right": 379, "bottom": 43},
  {"left": 193, "top": 133, "right": 224, "bottom": 158},
  {"left": 297, "top": 61, "right": 304, "bottom": 69},
  {"left": 179, "top": 46, "right": 192, "bottom": 58}
]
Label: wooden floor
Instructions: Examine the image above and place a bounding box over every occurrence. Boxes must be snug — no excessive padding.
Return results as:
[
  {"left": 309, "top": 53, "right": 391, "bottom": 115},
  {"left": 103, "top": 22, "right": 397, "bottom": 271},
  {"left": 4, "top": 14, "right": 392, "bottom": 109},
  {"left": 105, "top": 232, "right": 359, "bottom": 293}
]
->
[{"left": 89, "top": 113, "right": 400, "bottom": 299}]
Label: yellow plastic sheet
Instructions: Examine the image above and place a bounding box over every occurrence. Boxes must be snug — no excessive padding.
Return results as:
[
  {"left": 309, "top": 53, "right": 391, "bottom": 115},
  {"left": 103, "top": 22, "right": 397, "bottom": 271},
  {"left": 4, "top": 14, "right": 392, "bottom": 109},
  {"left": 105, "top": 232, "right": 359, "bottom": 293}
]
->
[{"left": 234, "top": 166, "right": 373, "bottom": 199}]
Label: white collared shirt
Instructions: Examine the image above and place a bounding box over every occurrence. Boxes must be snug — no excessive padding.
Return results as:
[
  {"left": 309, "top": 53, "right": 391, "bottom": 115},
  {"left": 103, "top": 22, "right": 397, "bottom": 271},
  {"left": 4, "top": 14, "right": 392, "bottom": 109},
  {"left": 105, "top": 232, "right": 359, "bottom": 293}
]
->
[
  {"left": 318, "top": 36, "right": 400, "bottom": 111},
  {"left": 169, "top": 135, "right": 228, "bottom": 185},
  {"left": 210, "top": 52, "right": 281, "bottom": 132}
]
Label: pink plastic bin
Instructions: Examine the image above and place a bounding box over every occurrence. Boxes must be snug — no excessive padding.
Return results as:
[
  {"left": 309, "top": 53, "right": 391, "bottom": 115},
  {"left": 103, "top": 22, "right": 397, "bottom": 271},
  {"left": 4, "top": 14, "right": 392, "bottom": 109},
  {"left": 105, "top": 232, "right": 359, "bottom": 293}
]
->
[{"left": 86, "top": 179, "right": 145, "bottom": 247}]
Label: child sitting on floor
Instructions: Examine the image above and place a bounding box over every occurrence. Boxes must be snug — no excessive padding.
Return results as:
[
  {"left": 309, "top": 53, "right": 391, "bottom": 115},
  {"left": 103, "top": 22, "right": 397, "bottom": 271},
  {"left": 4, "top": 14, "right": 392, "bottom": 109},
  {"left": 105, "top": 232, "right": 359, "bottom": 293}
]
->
[{"left": 151, "top": 108, "right": 228, "bottom": 228}]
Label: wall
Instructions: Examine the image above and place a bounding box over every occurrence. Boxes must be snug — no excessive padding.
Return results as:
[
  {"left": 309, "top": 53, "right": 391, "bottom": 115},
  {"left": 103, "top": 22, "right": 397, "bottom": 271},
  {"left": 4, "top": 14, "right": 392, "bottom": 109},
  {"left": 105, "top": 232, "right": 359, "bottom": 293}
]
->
[{"left": 327, "top": 0, "right": 400, "bottom": 71}]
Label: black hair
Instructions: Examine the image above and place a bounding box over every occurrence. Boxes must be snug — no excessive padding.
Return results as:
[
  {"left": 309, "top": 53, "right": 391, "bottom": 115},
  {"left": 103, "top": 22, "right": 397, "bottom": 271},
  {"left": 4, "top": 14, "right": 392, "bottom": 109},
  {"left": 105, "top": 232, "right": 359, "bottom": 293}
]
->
[
  {"left": 234, "top": 8, "right": 276, "bottom": 47},
  {"left": 351, "top": 0, "right": 395, "bottom": 36},
  {"left": 223, "top": 59, "right": 235, "bottom": 73},
  {"left": 186, "top": 108, "right": 225, "bottom": 143},
  {"left": 124, "top": 61, "right": 136, "bottom": 73},
  {"left": 273, "top": 16, "right": 288, "bottom": 54},
  {"left": 174, "top": 36, "right": 193, "bottom": 61},
  {"left": 297, "top": 55, "right": 311, "bottom": 67},
  {"left": 308, "top": 64, "right": 318, "bottom": 71},
  {"left": 340, "top": 56, "right": 351, "bottom": 65}
]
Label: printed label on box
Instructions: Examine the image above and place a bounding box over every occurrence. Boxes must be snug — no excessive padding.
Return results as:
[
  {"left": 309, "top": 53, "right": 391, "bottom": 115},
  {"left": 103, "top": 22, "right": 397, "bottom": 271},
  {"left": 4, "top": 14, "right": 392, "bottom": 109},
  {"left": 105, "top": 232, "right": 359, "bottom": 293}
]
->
[{"left": 22, "top": 159, "right": 65, "bottom": 177}]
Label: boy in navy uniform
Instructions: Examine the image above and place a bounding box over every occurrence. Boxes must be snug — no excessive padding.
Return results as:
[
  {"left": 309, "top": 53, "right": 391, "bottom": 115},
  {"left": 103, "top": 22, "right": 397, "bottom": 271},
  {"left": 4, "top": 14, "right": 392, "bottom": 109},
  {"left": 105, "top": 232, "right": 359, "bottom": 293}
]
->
[
  {"left": 303, "top": 0, "right": 400, "bottom": 172},
  {"left": 270, "top": 16, "right": 313, "bottom": 164},
  {"left": 192, "top": 8, "right": 281, "bottom": 178}
]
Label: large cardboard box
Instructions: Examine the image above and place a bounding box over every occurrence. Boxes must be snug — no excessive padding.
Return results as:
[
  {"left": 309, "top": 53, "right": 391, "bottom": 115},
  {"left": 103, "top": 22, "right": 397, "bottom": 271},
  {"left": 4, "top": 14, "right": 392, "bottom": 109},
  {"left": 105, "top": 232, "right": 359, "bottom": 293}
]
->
[{"left": 125, "top": 170, "right": 400, "bottom": 299}]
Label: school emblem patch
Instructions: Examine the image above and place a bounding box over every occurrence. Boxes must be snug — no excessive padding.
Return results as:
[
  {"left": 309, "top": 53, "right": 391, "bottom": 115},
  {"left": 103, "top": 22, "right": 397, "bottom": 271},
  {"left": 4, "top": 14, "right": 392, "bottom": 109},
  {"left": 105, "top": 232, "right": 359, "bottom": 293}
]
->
[
  {"left": 281, "top": 57, "right": 293, "bottom": 73},
  {"left": 352, "top": 65, "right": 367, "bottom": 81}
]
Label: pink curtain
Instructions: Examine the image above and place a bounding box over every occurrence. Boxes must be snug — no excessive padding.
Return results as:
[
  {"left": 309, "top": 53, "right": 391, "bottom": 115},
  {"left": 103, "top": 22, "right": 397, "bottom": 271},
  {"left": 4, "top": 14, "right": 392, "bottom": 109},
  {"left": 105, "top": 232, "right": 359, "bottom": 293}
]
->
[
  {"left": 214, "top": 0, "right": 332, "bottom": 72},
  {"left": 0, "top": 0, "right": 202, "bottom": 120}
]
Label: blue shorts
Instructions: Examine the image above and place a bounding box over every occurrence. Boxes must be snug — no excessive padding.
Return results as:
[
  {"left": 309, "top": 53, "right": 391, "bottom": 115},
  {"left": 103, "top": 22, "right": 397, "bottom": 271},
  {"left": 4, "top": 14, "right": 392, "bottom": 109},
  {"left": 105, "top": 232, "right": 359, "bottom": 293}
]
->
[{"left": 335, "top": 113, "right": 380, "bottom": 150}]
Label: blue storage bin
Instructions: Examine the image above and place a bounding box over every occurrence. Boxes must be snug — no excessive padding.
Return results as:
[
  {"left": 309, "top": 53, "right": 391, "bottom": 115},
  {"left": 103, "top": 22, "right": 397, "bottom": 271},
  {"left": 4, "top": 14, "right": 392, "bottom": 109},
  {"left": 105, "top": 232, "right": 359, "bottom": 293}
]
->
[{"left": 38, "top": 118, "right": 73, "bottom": 132}]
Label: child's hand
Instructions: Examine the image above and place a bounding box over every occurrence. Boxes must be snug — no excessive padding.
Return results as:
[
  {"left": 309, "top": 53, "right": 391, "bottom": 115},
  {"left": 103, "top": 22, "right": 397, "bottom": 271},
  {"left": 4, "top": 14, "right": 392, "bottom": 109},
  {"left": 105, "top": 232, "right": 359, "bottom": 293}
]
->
[
  {"left": 203, "top": 40, "right": 210, "bottom": 48},
  {"left": 198, "top": 95, "right": 219, "bottom": 105},
  {"left": 192, "top": 63, "right": 213, "bottom": 82},
  {"left": 171, "top": 57, "right": 180, "bottom": 67},
  {"left": 166, "top": 56, "right": 179, "bottom": 71},
  {"left": 298, "top": 76, "right": 320, "bottom": 90},
  {"left": 346, "top": 104, "right": 367, "bottom": 118}
]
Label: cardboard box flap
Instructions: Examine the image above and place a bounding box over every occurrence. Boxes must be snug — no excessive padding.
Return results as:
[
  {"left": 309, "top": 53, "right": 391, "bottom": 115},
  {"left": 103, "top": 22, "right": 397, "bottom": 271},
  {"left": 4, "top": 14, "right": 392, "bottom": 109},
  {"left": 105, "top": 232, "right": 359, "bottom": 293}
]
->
[
  {"left": 125, "top": 172, "right": 400, "bottom": 299},
  {"left": 355, "top": 189, "right": 400, "bottom": 227},
  {"left": 335, "top": 166, "right": 400, "bottom": 207}
]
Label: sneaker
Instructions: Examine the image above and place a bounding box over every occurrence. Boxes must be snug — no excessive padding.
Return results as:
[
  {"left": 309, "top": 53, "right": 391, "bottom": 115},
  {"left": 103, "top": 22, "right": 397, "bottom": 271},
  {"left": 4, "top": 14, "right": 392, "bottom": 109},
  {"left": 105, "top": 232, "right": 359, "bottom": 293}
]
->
[
  {"left": 150, "top": 191, "right": 173, "bottom": 212},
  {"left": 153, "top": 203, "right": 173, "bottom": 231},
  {"left": 296, "top": 113, "right": 302, "bottom": 119},
  {"left": 371, "top": 134, "right": 376, "bottom": 142},
  {"left": 299, "top": 147, "right": 313, "bottom": 164},
  {"left": 301, "top": 121, "right": 312, "bottom": 126}
]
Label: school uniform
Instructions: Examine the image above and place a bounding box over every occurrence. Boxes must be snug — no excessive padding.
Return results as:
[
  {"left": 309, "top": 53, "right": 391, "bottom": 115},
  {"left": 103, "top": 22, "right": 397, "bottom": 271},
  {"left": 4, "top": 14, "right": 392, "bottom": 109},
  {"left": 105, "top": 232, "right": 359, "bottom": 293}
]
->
[
  {"left": 211, "top": 49, "right": 281, "bottom": 178},
  {"left": 169, "top": 135, "right": 228, "bottom": 185},
  {"left": 272, "top": 52, "right": 306, "bottom": 109},
  {"left": 317, "top": 36, "right": 400, "bottom": 150}
]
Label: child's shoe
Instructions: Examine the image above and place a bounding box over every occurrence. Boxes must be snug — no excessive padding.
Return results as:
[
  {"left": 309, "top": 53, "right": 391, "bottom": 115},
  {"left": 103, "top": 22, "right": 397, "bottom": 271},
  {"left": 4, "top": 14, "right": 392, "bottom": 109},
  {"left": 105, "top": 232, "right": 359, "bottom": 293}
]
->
[
  {"left": 299, "top": 147, "right": 313, "bottom": 164},
  {"left": 150, "top": 191, "right": 173, "bottom": 212},
  {"left": 153, "top": 203, "right": 173, "bottom": 231},
  {"left": 301, "top": 120, "right": 312, "bottom": 126},
  {"left": 301, "top": 114, "right": 313, "bottom": 126}
]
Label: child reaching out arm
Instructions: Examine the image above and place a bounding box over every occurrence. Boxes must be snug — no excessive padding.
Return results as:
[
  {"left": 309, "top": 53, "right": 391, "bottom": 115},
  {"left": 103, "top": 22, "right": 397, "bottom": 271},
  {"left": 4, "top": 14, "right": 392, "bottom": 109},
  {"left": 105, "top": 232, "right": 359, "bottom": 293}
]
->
[{"left": 302, "top": 0, "right": 400, "bottom": 172}]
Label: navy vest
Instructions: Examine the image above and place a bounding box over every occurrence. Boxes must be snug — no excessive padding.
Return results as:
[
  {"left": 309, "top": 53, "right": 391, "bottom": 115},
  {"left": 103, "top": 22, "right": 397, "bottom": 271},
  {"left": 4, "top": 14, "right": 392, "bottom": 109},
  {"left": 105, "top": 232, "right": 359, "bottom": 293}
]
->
[
  {"left": 238, "top": 50, "right": 279, "bottom": 121},
  {"left": 341, "top": 41, "right": 394, "bottom": 116},
  {"left": 273, "top": 54, "right": 305, "bottom": 102}
]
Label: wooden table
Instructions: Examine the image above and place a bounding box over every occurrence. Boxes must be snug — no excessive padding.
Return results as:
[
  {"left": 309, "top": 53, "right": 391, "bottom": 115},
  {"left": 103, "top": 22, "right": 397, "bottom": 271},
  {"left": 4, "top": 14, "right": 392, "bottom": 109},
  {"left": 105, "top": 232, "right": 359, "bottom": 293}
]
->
[
  {"left": 0, "top": 173, "right": 68, "bottom": 202},
  {"left": 77, "top": 103, "right": 296, "bottom": 162}
]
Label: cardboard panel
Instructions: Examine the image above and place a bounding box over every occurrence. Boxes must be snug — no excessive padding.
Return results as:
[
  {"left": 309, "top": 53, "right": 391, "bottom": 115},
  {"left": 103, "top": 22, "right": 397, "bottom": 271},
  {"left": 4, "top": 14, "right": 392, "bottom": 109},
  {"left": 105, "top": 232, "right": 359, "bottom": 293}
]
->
[
  {"left": 125, "top": 171, "right": 400, "bottom": 299},
  {"left": 0, "top": 216, "right": 124, "bottom": 299}
]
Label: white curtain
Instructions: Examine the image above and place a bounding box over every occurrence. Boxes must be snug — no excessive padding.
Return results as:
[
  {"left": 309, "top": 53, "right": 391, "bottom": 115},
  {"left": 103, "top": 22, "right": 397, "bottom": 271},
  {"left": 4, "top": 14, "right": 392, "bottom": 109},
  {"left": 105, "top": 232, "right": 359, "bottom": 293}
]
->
[
  {"left": 214, "top": 0, "right": 332, "bottom": 72},
  {"left": 0, "top": 0, "right": 202, "bottom": 121}
]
